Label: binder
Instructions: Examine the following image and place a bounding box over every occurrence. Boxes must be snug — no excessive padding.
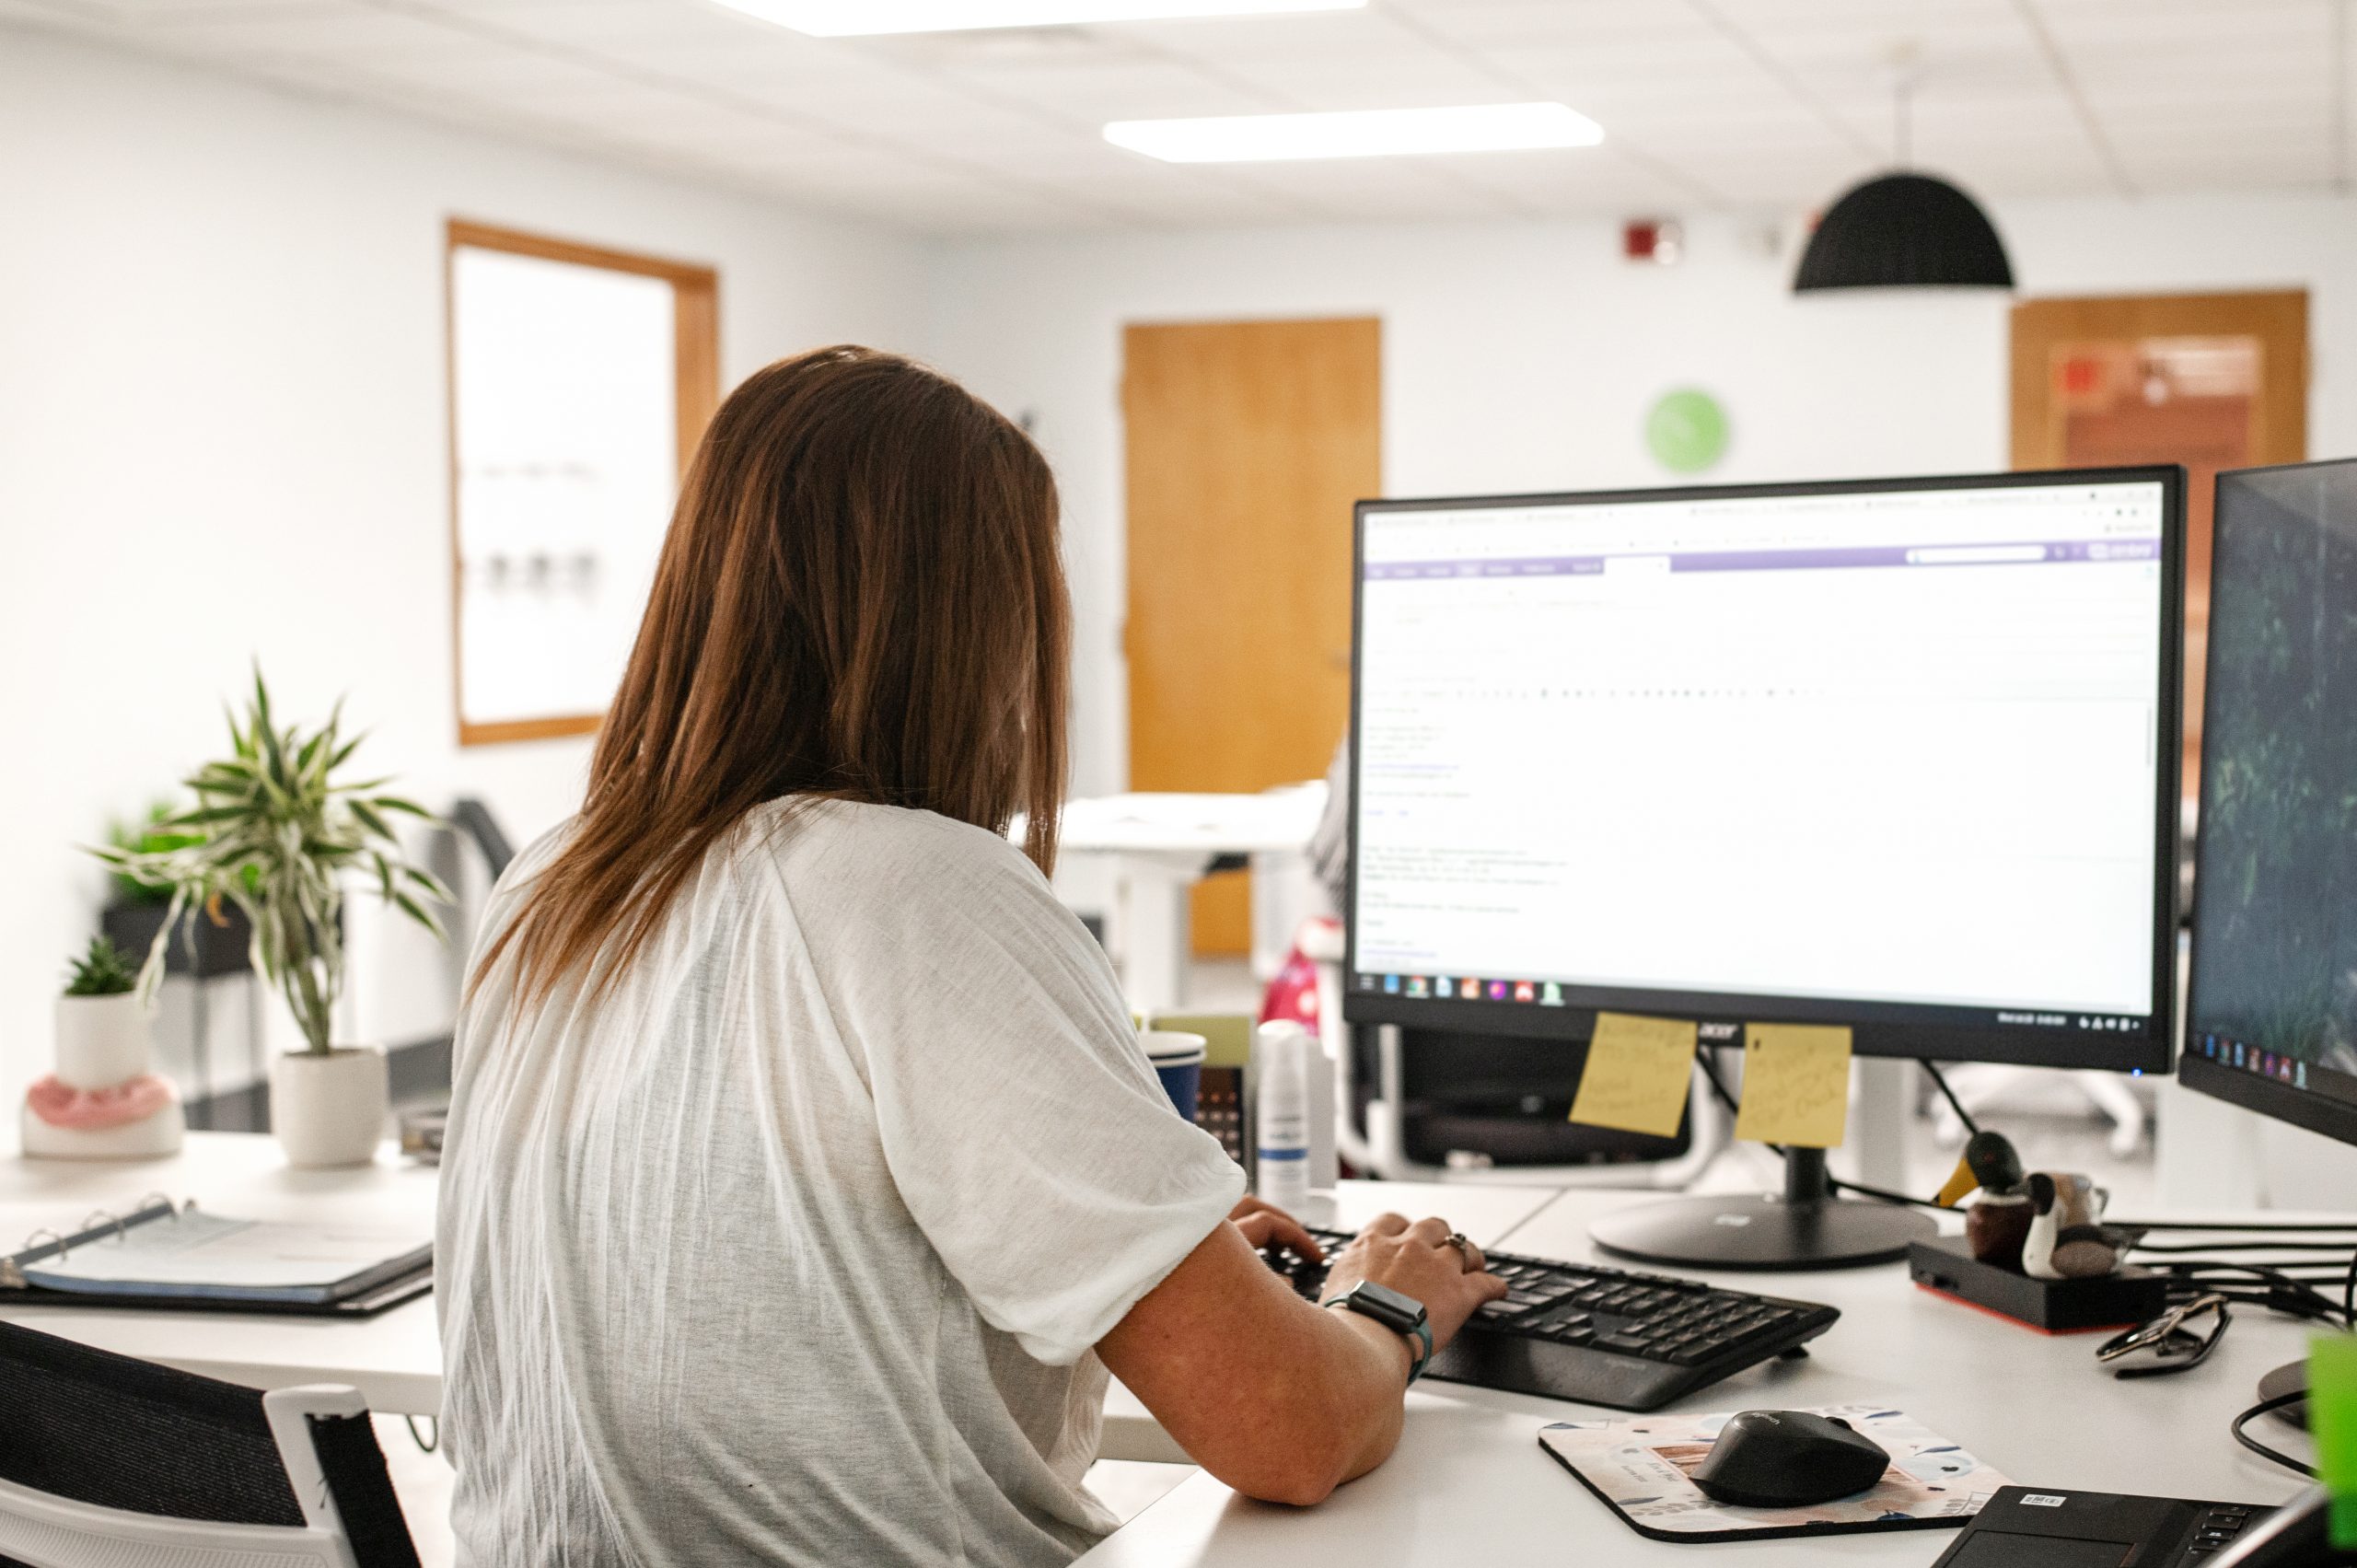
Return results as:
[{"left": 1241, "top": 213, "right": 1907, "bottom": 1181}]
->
[{"left": 0, "top": 1194, "right": 431, "bottom": 1318}]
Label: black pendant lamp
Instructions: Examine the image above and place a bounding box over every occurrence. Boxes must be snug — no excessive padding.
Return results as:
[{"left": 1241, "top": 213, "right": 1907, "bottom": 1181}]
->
[{"left": 1794, "top": 72, "right": 2014, "bottom": 292}]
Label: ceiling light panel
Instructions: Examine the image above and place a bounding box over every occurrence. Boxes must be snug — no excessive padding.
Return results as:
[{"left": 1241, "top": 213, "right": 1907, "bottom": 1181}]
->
[
  {"left": 1104, "top": 102, "right": 1604, "bottom": 162},
  {"left": 711, "top": 0, "right": 1364, "bottom": 37}
]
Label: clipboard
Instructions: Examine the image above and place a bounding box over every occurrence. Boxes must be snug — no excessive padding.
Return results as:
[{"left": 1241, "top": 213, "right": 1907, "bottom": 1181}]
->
[
  {"left": 0, "top": 1195, "right": 431, "bottom": 1318},
  {"left": 1538, "top": 1404, "right": 2008, "bottom": 1544}
]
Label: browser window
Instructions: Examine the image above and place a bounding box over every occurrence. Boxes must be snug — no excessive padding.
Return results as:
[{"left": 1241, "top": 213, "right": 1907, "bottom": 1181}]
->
[{"left": 1352, "top": 480, "right": 2168, "bottom": 1023}]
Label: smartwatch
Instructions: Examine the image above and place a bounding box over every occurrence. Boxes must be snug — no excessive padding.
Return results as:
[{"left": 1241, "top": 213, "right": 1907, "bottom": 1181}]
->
[{"left": 1320, "top": 1281, "right": 1434, "bottom": 1384}]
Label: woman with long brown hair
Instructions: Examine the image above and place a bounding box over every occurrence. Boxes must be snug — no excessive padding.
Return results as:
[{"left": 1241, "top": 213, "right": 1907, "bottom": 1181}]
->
[{"left": 436, "top": 346, "right": 1504, "bottom": 1565}]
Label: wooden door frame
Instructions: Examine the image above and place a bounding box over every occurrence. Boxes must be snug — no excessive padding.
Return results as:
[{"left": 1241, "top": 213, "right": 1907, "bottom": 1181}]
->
[{"left": 445, "top": 218, "right": 721, "bottom": 747}]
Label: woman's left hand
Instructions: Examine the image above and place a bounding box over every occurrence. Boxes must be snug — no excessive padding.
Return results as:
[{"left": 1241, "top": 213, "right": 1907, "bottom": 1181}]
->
[{"left": 1228, "top": 1195, "right": 1323, "bottom": 1261}]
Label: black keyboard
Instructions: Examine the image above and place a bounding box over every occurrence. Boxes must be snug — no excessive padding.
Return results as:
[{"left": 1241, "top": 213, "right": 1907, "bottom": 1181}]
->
[{"left": 1265, "top": 1225, "right": 1840, "bottom": 1411}]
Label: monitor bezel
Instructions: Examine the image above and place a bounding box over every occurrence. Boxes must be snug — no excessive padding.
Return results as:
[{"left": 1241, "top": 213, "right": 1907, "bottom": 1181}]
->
[
  {"left": 1341, "top": 463, "right": 2187, "bottom": 1072},
  {"left": 2180, "top": 458, "right": 2357, "bottom": 1142}
]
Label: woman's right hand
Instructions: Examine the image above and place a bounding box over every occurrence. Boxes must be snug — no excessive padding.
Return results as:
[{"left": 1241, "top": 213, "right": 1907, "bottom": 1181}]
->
[{"left": 1318, "top": 1214, "right": 1510, "bottom": 1354}]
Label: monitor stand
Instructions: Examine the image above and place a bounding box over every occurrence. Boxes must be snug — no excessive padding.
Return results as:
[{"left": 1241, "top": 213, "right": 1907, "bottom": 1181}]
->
[
  {"left": 2258, "top": 1361, "right": 2308, "bottom": 1429},
  {"left": 1587, "top": 1146, "right": 1936, "bottom": 1271}
]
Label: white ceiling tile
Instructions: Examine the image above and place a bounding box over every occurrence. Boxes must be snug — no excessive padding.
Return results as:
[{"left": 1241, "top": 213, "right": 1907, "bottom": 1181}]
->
[{"left": 7, "top": 0, "right": 2337, "bottom": 235}]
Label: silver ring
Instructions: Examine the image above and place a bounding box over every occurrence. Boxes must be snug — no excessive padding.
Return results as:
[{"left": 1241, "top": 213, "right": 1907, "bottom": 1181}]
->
[{"left": 1444, "top": 1232, "right": 1474, "bottom": 1268}]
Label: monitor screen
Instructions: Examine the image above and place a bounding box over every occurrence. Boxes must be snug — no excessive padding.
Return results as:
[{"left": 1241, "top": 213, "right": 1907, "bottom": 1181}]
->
[
  {"left": 2184, "top": 459, "right": 2357, "bottom": 1144},
  {"left": 1344, "top": 469, "right": 2183, "bottom": 1070}
]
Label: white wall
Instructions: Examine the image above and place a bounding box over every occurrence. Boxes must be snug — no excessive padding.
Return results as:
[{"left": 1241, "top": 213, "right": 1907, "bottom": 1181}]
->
[
  {"left": 923, "top": 192, "right": 2357, "bottom": 1199},
  {"left": 923, "top": 193, "right": 2357, "bottom": 802},
  {"left": 0, "top": 28, "right": 929, "bottom": 1120}
]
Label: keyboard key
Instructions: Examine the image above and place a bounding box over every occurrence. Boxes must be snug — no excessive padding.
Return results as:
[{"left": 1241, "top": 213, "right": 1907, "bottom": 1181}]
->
[{"left": 1596, "top": 1331, "right": 1655, "bottom": 1354}]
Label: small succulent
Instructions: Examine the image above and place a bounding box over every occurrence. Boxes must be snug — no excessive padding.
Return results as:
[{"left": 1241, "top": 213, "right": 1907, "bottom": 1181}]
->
[{"left": 63, "top": 935, "right": 140, "bottom": 998}]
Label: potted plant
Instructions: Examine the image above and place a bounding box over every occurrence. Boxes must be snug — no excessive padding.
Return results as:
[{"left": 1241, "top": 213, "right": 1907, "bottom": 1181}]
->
[
  {"left": 23, "top": 935, "right": 185, "bottom": 1159},
  {"left": 55, "top": 935, "right": 148, "bottom": 1092},
  {"left": 93, "top": 668, "right": 450, "bottom": 1167},
  {"left": 100, "top": 804, "right": 253, "bottom": 979}
]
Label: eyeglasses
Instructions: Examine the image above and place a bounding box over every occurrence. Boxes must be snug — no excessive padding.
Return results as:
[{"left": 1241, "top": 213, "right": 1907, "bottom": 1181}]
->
[{"left": 2096, "top": 1295, "right": 2232, "bottom": 1378}]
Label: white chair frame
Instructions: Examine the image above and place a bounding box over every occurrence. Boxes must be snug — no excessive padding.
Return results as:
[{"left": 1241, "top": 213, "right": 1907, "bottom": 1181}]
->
[{"left": 0, "top": 1385, "right": 373, "bottom": 1568}]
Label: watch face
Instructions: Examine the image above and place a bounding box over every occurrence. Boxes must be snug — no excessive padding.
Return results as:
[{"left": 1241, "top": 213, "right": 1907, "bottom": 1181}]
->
[{"left": 1349, "top": 1281, "right": 1429, "bottom": 1331}]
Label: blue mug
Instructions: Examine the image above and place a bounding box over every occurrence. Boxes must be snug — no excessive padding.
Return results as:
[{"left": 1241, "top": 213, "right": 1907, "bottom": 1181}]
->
[{"left": 1141, "top": 1030, "right": 1208, "bottom": 1122}]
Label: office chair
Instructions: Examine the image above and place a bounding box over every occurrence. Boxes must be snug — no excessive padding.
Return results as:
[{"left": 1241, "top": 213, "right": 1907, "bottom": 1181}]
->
[{"left": 0, "top": 1319, "right": 420, "bottom": 1568}]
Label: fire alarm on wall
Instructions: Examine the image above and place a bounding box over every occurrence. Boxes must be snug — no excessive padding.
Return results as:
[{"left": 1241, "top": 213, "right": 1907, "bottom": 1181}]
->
[{"left": 1623, "top": 219, "right": 1684, "bottom": 264}]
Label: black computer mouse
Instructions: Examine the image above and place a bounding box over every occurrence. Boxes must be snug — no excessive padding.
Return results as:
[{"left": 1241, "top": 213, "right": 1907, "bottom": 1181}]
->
[{"left": 1689, "top": 1411, "right": 1892, "bottom": 1509}]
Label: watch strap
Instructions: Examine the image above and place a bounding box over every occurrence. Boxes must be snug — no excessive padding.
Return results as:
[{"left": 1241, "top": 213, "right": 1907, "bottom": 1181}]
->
[{"left": 1322, "top": 1292, "right": 1434, "bottom": 1384}]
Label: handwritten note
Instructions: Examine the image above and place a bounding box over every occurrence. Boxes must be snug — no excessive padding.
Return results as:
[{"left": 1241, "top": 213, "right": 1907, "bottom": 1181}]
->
[
  {"left": 1568, "top": 1013, "right": 1698, "bottom": 1139},
  {"left": 1732, "top": 1024, "right": 1853, "bottom": 1148}
]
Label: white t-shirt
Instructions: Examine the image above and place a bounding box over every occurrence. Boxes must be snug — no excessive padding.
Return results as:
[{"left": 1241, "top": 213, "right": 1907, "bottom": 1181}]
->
[{"left": 436, "top": 800, "right": 1245, "bottom": 1566}]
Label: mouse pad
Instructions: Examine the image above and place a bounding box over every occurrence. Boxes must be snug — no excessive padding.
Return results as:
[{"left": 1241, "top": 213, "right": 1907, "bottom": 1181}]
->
[{"left": 1538, "top": 1403, "right": 2011, "bottom": 1544}]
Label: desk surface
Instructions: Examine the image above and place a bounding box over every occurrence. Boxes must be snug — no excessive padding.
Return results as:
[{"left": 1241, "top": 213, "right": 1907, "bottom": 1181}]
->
[
  {"left": 3, "top": 1137, "right": 2328, "bottom": 1566},
  {"left": 1080, "top": 1187, "right": 2324, "bottom": 1564},
  {"left": 0, "top": 1132, "right": 443, "bottom": 1414},
  {"left": 0, "top": 1135, "right": 1548, "bottom": 1434},
  {"left": 1054, "top": 788, "right": 1326, "bottom": 855}
]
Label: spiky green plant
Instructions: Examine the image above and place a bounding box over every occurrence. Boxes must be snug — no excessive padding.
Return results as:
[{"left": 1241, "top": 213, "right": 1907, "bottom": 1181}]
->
[
  {"left": 62, "top": 935, "right": 139, "bottom": 998},
  {"left": 89, "top": 667, "right": 450, "bottom": 1054},
  {"left": 104, "top": 803, "right": 207, "bottom": 906}
]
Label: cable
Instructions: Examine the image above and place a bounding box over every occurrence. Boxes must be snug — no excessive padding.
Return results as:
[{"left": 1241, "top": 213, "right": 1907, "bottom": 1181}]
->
[
  {"left": 2115, "top": 1219, "right": 2357, "bottom": 1233},
  {"left": 2231, "top": 1389, "right": 2316, "bottom": 1478},
  {"left": 407, "top": 1415, "right": 439, "bottom": 1454},
  {"left": 2129, "top": 1239, "right": 2357, "bottom": 1254},
  {"left": 1693, "top": 1045, "right": 1745, "bottom": 1124},
  {"left": 1921, "top": 1063, "right": 1980, "bottom": 1138},
  {"left": 1829, "top": 1177, "right": 1951, "bottom": 1212}
]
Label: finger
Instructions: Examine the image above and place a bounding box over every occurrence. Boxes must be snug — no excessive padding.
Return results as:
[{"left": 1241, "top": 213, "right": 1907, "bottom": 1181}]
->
[
  {"left": 1360, "top": 1212, "right": 1411, "bottom": 1238},
  {"left": 1455, "top": 1238, "right": 1488, "bottom": 1274},
  {"left": 1228, "top": 1195, "right": 1275, "bottom": 1223},
  {"left": 1258, "top": 1211, "right": 1324, "bottom": 1262},
  {"left": 1404, "top": 1215, "right": 1455, "bottom": 1246},
  {"left": 1231, "top": 1214, "right": 1280, "bottom": 1249},
  {"left": 1475, "top": 1271, "right": 1512, "bottom": 1302}
]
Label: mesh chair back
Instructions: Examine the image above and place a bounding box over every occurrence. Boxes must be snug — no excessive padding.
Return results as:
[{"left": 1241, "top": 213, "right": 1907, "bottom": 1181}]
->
[{"left": 0, "top": 1319, "right": 419, "bottom": 1568}]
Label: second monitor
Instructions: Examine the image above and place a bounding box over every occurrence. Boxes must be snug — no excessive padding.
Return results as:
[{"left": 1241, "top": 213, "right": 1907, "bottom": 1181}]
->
[{"left": 1344, "top": 466, "right": 2185, "bottom": 1268}]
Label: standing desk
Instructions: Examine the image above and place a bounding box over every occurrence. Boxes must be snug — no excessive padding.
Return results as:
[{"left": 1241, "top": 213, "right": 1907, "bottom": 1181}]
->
[{"left": 1055, "top": 787, "right": 1327, "bottom": 1011}]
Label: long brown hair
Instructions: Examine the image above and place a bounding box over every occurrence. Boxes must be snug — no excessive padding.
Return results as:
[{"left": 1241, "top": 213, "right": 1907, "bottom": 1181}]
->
[{"left": 478, "top": 345, "right": 1069, "bottom": 1011}]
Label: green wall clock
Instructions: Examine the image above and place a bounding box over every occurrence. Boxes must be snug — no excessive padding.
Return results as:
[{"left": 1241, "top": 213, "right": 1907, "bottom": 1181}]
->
[{"left": 1645, "top": 388, "right": 1731, "bottom": 473}]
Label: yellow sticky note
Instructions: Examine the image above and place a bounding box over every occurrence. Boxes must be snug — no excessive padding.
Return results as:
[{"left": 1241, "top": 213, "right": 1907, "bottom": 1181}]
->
[
  {"left": 1569, "top": 1013, "right": 1698, "bottom": 1139},
  {"left": 1733, "top": 1023, "right": 1853, "bottom": 1148}
]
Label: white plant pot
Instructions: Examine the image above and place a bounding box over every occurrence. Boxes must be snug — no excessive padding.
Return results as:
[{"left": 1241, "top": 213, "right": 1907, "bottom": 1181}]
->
[
  {"left": 269, "top": 1045, "right": 389, "bottom": 1168},
  {"left": 21, "top": 1096, "right": 185, "bottom": 1160},
  {"left": 53, "top": 993, "right": 152, "bottom": 1091}
]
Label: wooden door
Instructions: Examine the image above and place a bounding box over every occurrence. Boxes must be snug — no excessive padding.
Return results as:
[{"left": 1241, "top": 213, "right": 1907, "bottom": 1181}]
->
[
  {"left": 1123, "top": 318, "right": 1381, "bottom": 953},
  {"left": 2011, "top": 291, "right": 2308, "bottom": 796}
]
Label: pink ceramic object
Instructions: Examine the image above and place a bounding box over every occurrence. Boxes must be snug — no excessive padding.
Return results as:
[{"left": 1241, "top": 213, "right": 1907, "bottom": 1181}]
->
[{"left": 25, "top": 1073, "right": 177, "bottom": 1132}]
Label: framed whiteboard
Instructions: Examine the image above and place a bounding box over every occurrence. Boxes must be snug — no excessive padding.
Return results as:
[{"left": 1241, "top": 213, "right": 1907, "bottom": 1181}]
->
[{"left": 446, "top": 220, "right": 718, "bottom": 745}]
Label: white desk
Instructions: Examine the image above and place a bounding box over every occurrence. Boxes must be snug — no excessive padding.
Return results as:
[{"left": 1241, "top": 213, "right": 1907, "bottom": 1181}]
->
[
  {"left": 1078, "top": 1187, "right": 2322, "bottom": 1564},
  {"left": 1055, "top": 788, "right": 1327, "bottom": 1010},
  {"left": 0, "top": 1135, "right": 1547, "bottom": 1453},
  {"left": 5, "top": 1136, "right": 2325, "bottom": 1567},
  {"left": 0, "top": 1132, "right": 442, "bottom": 1416}
]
